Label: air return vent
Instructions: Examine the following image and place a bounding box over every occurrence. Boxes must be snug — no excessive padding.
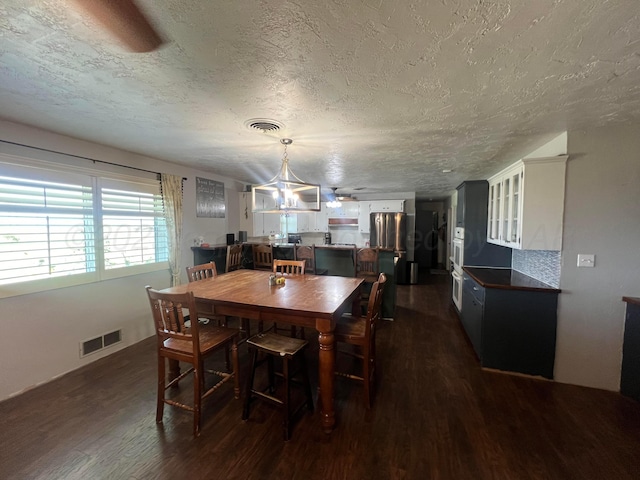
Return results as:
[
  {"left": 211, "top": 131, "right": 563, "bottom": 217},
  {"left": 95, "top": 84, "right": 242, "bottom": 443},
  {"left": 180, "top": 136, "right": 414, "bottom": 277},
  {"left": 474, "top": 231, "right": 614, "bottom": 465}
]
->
[
  {"left": 244, "top": 118, "right": 284, "bottom": 133},
  {"left": 80, "top": 329, "right": 122, "bottom": 358}
]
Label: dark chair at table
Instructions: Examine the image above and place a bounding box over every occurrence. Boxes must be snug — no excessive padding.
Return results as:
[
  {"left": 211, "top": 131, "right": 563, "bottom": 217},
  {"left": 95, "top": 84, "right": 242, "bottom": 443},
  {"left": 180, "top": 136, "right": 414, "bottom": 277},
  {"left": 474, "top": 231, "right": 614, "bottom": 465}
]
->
[
  {"left": 270, "top": 260, "right": 306, "bottom": 338},
  {"left": 273, "top": 259, "right": 306, "bottom": 275},
  {"left": 335, "top": 272, "right": 386, "bottom": 408},
  {"left": 225, "top": 244, "right": 243, "bottom": 272},
  {"left": 294, "top": 244, "right": 328, "bottom": 275},
  {"left": 252, "top": 244, "right": 273, "bottom": 270},
  {"left": 186, "top": 261, "right": 227, "bottom": 326},
  {"left": 225, "top": 244, "right": 250, "bottom": 341},
  {"left": 145, "top": 286, "right": 239, "bottom": 437},
  {"left": 355, "top": 246, "right": 380, "bottom": 314},
  {"left": 242, "top": 332, "right": 314, "bottom": 441}
]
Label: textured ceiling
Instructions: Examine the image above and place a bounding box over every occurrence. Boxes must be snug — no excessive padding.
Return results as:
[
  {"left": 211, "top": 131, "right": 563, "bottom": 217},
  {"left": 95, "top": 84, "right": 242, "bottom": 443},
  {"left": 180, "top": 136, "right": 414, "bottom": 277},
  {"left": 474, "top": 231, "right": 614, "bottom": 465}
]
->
[{"left": 1, "top": 0, "right": 639, "bottom": 199}]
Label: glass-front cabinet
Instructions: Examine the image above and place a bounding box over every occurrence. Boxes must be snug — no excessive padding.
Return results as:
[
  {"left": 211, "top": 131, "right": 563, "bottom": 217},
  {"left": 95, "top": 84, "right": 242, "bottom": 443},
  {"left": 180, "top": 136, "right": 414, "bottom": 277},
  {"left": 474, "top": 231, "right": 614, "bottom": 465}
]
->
[{"left": 486, "top": 156, "right": 567, "bottom": 250}]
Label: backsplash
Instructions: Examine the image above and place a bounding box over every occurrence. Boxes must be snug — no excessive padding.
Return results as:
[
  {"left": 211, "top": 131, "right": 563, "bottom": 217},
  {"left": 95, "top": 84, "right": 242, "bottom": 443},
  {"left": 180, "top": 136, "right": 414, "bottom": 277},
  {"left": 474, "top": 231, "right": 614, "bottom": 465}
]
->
[{"left": 512, "top": 249, "right": 561, "bottom": 288}]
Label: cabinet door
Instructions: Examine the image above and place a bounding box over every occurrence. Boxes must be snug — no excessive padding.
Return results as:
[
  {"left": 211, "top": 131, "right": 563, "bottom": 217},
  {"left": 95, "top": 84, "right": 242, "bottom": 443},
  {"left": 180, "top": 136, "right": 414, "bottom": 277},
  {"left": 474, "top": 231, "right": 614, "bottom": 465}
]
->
[
  {"left": 312, "top": 208, "right": 328, "bottom": 232},
  {"left": 370, "top": 200, "right": 404, "bottom": 213},
  {"left": 504, "top": 167, "right": 522, "bottom": 247},
  {"left": 263, "top": 213, "right": 281, "bottom": 236},
  {"left": 239, "top": 192, "right": 254, "bottom": 236},
  {"left": 253, "top": 213, "right": 264, "bottom": 236},
  {"left": 487, "top": 182, "right": 499, "bottom": 242},
  {"left": 296, "top": 213, "right": 310, "bottom": 233},
  {"left": 358, "top": 201, "right": 371, "bottom": 233},
  {"left": 456, "top": 187, "right": 465, "bottom": 227}
]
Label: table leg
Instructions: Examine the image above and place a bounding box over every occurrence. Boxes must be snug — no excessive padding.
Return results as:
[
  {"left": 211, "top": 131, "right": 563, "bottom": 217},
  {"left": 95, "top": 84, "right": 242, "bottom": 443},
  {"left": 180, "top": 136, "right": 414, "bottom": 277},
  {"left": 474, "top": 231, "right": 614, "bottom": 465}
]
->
[{"left": 317, "top": 330, "right": 336, "bottom": 433}]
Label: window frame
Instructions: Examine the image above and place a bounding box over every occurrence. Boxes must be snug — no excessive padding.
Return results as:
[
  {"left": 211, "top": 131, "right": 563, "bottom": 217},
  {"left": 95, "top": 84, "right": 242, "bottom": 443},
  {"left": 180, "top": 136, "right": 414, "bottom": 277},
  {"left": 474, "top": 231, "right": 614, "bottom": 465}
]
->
[{"left": 0, "top": 155, "right": 169, "bottom": 299}]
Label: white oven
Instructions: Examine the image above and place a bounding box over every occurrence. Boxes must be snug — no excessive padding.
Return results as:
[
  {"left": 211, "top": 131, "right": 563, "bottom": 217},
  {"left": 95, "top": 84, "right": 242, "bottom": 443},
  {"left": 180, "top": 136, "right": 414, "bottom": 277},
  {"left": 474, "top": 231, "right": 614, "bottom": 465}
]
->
[
  {"left": 452, "top": 237, "right": 463, "bottom": 273},
  {"left": 451, "top": 227, "right": 464, "bottom": 311},
  {"left": 452, "top": 270, "right": 462, "bottom": 311}
]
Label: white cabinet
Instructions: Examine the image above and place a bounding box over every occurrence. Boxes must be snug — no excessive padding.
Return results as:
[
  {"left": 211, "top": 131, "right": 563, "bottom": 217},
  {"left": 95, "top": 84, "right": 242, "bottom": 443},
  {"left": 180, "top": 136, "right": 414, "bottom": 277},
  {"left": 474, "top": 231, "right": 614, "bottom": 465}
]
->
[
  {"left": 310, "top": 207, "right": 328, "bottom": 232},
  {"left": 369, "top": 200, "right": 404, "bottom": 213},
  {"left": 487, "top": 156, "right": 567, "bottom": 250},
  {"left": 293, "top": 213, "right": 311, "bottom": 233},
  {"left": 358, "top": 201, "right": 371, "bottom": 233},
  {"left": 239, "top": 192, "right": 256, "bottom": 236},
  {"left": 325, "top": 202, "right": 359, "bottom": 218},
  {"left": 239, "top": 191, "right": 282, "bottom": 237}
]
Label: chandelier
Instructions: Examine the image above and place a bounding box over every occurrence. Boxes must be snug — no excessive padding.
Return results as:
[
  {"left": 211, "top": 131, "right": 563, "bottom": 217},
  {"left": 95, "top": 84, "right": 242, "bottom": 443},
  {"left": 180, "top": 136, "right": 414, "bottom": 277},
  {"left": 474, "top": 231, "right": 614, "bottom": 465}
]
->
[{"left": 251, "top": 139, "right": 321, "bottom": 213}]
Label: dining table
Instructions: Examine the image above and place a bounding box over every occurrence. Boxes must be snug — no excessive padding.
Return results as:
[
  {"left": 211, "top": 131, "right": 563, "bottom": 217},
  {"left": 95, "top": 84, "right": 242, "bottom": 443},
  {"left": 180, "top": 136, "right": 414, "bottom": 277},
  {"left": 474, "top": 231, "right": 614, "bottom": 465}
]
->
[{"left": 159, "top": 268, "right": 364, "bottom": 433}]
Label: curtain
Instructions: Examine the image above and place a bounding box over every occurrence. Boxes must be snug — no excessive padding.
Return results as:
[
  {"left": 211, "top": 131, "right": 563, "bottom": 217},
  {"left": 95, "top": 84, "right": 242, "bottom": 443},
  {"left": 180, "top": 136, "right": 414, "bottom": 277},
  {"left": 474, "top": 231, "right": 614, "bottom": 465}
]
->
[{"left": 160, "top": 174, "right": 183, "bottom": 287}]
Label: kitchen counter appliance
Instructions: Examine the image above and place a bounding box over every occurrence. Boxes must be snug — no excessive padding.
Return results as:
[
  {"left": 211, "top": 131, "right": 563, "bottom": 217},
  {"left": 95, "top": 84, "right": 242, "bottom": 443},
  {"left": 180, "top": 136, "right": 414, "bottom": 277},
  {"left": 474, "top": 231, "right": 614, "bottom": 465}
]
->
[{"left": 370, "top": 212, "right": 408, "bottom": 284}]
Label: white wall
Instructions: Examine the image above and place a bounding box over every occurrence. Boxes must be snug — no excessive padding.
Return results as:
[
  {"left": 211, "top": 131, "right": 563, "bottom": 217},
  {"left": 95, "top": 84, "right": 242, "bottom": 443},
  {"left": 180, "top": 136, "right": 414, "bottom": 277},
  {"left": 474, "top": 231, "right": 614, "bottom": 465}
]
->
[
  {"left": 0, "top": 120, "right": 242, "bottom": 400},
  {"left": 555, "top": 124, "right": 640, "bottom": 391}
]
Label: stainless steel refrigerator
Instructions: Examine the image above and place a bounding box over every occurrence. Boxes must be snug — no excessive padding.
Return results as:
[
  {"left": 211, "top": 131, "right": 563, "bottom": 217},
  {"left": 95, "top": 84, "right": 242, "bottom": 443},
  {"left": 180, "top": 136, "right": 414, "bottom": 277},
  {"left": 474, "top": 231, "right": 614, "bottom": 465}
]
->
[{"left": 370, "top": 212, "right": 408, "bottom": 284}]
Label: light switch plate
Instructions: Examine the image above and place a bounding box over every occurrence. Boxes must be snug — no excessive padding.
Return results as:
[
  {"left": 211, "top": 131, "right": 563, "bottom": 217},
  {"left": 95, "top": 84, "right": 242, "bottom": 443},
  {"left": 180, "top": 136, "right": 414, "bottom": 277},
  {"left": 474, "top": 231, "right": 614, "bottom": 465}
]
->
[{"left": 577, "top": 254, "right": 595, "bottom": 268}]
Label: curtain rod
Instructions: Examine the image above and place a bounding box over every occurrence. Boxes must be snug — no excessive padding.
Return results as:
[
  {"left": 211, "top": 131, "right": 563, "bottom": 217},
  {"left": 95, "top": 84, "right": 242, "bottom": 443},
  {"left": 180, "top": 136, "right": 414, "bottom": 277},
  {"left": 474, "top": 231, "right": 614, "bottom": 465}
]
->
[{"left": 0, "top": 139, "right": 187, "bottom": 181}]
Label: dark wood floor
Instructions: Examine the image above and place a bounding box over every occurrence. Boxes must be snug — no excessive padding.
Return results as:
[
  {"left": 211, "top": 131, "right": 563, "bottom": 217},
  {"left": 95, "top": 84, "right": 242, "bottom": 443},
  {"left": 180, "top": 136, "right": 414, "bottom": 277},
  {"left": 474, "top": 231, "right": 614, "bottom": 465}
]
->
[{"left": 2, "top": 274, "right": 640, "bottom": 480}]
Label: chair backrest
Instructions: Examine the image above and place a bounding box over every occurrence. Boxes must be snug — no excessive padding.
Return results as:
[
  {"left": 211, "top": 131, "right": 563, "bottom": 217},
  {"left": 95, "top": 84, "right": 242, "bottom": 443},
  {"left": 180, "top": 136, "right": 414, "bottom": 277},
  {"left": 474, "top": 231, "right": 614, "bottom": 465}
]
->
[
  {"left": 273, "top": 259, "right": 306, "bottom": 275},
  {"left": 186, "top": 262, "right": 217, "bottom": 282},
  {"left": 252, "top": 244, "right": 273, "bottom": 270},
  {"left": 365, "top": 273, "right": 387, "bottom": 338},
  {"left": 226, "top": 244, "right": 243, "bottom": 272},
  {"left": 146, "top": 286, "right": 201, "bottom": 358},
  {"left": 355, "top": 247, "right": 379, "bottom": 278},
  {"left": 294, "top": 244, "right": 316, "bottom": 274}
]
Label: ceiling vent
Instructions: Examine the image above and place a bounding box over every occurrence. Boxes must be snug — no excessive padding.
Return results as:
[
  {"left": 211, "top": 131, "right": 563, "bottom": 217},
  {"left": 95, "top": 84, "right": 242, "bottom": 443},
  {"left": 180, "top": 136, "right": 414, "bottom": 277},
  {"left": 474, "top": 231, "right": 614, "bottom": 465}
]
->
[{"left": 245, "top": 118, "right": 284, "bottom": 133}]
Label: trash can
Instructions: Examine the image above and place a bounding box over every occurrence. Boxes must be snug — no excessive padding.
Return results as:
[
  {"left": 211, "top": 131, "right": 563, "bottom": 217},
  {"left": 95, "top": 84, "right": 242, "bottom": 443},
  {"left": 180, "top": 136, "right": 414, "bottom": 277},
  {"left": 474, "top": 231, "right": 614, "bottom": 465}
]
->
[{"left": 408, "top": 261, "right": 419, "bottom": 284}]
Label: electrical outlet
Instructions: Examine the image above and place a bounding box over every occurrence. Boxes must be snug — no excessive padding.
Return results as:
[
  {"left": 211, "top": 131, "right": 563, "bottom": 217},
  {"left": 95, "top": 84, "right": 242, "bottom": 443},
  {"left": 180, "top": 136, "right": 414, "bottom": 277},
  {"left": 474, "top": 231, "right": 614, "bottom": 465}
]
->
[{"left": 577, "top": 254, "right": 595, "bottom": 268}]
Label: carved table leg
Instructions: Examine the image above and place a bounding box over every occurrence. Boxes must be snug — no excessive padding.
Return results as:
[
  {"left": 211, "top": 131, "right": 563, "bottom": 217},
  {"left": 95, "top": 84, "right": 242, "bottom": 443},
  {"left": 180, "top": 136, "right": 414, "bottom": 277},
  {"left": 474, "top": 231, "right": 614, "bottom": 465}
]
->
[{"left": 317, "top": 330, "right": 336, "bottom": 433}]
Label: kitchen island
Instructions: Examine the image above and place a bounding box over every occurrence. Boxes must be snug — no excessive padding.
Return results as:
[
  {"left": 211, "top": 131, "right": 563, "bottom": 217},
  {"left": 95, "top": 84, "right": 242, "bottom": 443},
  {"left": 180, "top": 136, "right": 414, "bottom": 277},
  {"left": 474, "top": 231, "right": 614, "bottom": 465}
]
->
[{"left": 461, "top": 266, "right": 560, "bottom": 378}]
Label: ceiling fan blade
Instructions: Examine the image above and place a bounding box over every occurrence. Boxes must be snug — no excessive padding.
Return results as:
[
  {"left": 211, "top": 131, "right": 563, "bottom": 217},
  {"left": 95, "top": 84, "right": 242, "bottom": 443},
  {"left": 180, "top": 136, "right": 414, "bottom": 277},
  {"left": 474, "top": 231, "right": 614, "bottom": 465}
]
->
[{"left": 72, "top": 0, "right": 165, "bottom": 52}]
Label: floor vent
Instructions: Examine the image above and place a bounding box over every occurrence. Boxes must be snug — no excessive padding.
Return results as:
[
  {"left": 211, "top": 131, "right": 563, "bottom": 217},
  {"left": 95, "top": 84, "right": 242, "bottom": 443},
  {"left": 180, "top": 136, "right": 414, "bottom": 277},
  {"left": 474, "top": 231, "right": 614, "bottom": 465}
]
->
[{"left": 80, "top": 330, "right": 122, "bottom": 358}]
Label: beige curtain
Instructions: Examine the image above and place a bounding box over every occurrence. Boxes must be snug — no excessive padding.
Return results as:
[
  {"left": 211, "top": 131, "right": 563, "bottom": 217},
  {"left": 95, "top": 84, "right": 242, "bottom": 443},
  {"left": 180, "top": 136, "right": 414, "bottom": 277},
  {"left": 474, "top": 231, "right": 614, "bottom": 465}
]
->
[{"left": 161, "top": 174, "right": 183, "bottom": 286}]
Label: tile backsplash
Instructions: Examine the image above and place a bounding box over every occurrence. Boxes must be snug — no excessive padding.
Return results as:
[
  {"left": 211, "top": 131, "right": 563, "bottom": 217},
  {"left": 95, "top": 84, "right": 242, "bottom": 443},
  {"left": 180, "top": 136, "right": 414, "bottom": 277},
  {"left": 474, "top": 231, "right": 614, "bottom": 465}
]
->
[{"left": 512, "top": 249, "right": 561, "bottom": 288}]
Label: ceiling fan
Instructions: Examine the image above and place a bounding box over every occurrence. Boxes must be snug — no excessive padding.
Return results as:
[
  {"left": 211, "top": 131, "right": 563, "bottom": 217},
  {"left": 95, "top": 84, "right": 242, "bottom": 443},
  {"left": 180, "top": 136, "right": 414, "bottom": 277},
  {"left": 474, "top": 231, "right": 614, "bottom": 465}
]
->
[
  {"left": 327, "top": 187, "right": 357, "bottom": 203},
  {"left": 72, "top": 0, "right": 165, "bottom": 52}
]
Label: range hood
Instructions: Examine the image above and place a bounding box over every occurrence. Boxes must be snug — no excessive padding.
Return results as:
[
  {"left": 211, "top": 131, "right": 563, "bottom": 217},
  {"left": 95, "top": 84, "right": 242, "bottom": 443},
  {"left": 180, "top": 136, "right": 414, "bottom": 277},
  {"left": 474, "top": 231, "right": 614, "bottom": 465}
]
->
[{"left": 328, "top": 217, "right": 358, "bottom": 227}]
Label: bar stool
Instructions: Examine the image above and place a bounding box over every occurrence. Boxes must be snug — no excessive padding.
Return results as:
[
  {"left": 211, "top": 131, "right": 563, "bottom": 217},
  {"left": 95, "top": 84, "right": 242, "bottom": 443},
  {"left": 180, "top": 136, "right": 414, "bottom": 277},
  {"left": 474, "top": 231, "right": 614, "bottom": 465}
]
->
[{"left": 242, "top": 332, "right": 314, "bottom": 441}]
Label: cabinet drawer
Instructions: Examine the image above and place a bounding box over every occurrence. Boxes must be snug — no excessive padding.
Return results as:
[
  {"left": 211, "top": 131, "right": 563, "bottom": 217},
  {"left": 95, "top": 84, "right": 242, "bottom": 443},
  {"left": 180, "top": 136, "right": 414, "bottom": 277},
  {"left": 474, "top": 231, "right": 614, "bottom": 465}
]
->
[{"left": 463, "top": 274, "right": 485, "bottom": 304}]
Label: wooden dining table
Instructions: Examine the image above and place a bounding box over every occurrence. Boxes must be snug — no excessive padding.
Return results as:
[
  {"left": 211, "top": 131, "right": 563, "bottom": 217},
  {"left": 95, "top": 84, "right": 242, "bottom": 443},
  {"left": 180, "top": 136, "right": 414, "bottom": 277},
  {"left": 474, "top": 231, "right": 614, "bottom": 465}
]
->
[{"left": 159, "top": 268, "right": 364, "bottom": 433}]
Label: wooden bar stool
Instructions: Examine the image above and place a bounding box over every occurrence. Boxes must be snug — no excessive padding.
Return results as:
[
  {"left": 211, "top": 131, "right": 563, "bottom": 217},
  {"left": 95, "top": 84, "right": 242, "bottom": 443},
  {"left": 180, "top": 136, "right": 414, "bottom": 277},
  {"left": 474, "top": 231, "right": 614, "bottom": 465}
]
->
[{"left": 242, "top": 332, "right": 314, "bottom": 441}]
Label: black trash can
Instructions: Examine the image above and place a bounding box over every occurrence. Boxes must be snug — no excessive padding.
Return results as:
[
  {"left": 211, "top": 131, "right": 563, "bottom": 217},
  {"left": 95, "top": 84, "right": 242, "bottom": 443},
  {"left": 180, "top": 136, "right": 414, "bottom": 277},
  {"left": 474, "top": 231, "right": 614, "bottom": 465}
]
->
[{"left": 408, "top": 261, "right": 419, "bottom": 284}]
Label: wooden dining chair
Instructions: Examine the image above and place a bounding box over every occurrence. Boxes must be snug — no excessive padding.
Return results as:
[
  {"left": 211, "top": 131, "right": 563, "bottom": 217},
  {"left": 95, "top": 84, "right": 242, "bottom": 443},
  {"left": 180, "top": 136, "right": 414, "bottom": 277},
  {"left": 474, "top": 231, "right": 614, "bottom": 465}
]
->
[
  {"left": 270, "top": 260, "right": 306, "bottom": 339},
  {"left": 334, "top": 272, "right": 386, "bottom": 408},
  {"left": 242, "top": 332, "right": 314, "bottom": 441},
  {"left": 145, "top": 286, "right": 240, "bottom": 437},
  {"left": 186, "top": 261, "right": 217, "bottom": 282},
  {"left": 273, "top": 259, "right": 306, "bottom": 275},
  {"left": 252, "top": 244, "right": 273, "bottom": 270},
  {"left": 226, "top": 244, "right": 243, "bottom": 272},
  {"left": 354, "top": 246, "right": 380, "bottom": 314},
  {"left": 225, "top": 244, "right": 251, "bottom": 341},
  {"left": 294, "top": 244, "right": 328, "bottom": 275}
]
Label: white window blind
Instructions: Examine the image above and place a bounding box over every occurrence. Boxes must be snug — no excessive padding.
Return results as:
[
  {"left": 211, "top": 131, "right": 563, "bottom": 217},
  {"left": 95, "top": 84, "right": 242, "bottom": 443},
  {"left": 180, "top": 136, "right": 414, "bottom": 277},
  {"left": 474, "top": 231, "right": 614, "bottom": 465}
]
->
[
  {"left": 0, "top": 176, "right": 95, "bottom": 285},
  {"left": 101, "top": 186, "right": 168, "bottom": 269}
]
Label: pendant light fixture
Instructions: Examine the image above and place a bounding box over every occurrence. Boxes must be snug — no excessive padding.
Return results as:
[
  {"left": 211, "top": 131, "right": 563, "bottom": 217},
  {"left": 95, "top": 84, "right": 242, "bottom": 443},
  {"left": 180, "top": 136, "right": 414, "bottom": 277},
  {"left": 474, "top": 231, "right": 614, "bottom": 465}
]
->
[{"left": 251, "top": 138, "right": 321, "bottom": 213}]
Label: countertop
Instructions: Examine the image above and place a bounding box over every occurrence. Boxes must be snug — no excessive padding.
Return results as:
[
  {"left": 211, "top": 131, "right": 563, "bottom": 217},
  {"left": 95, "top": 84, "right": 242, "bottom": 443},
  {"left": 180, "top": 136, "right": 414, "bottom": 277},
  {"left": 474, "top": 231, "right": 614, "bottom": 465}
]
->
[
  {"left": 191, "top": 243, "right": 395, "bottom": 251},
  {"left": 623, "top": 297, "right": 640, "bottom": 306},
  {"left": 463, "top": 267, "right": 561, "bottom": 293}
]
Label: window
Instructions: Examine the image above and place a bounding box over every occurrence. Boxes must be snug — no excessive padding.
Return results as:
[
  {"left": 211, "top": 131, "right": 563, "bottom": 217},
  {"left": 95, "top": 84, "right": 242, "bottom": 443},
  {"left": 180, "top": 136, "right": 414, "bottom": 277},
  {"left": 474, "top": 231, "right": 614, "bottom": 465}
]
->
[{"left": 0, "top": 160, "right": 168, "bottom": 297}]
